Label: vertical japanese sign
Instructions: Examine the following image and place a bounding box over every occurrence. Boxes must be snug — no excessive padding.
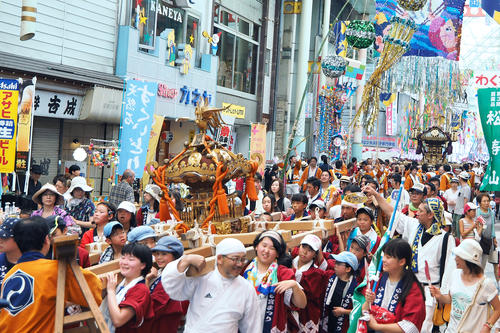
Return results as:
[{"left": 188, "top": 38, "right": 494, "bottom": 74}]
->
[
  {"left": 250, "top": 123, "right": 267, "bottom": 174},
  {"left": 477, "top": 88, "right": 500, "bottom": 190},
  {"left": 216, "top": 125, "right": 232, "bottom": 147},
  {"left": 0, "top": 79, "right": 19, "bottom": 173},
  {"left": 385, "top": 95, "right": 398, "bottom": 136},
  {"left": 16, "top": 78, "right": 36, "bottom": 172},
  {"left": 118, "top": 80, "right": 158, "bottom": 176}
]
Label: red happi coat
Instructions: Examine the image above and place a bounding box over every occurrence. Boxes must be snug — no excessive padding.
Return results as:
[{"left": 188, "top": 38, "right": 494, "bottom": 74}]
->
[{"left": 384, "top": 281, "right": 426, "bottom": 329}]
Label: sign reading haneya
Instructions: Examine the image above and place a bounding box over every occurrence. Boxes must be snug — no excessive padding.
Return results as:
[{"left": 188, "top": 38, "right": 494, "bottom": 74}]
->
[{"left": 477, "top": 88, "right": 500, "bottom": 191}]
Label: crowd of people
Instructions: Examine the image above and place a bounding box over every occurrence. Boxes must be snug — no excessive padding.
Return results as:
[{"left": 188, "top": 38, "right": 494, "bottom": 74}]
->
[{"left": 0, "top": 156, "right": 499, "bottom": 332}]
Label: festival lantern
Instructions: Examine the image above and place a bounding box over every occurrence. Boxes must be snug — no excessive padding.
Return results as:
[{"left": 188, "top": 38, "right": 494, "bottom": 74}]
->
[
  {"left": 345, "top": 20, "right": 376, "bottom": 49},
  {"left": 321, "top": 55, "right": 347, "bottom": 78},
  {"left": 351, "top": 16, "right": 417, "bottom": 134},
  {"left": 397, "top": 0, "right": 428, "bottom": 11}
]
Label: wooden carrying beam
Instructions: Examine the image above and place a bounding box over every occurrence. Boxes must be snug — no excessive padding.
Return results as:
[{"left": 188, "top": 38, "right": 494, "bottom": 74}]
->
[{"left": 265, "top": 220, "right": 335, "bottom": 231}]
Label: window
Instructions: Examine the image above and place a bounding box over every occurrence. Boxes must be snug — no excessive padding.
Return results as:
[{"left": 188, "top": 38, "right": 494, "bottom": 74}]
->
[
  {"left": 186, "top": 15, "right": 200, "bottom": 67},
  {"left": 214, "top": 5, "right": 260, "bottom": 95},
  {"left": 131, "top": 0, "right": 158, "bottom": 49}
]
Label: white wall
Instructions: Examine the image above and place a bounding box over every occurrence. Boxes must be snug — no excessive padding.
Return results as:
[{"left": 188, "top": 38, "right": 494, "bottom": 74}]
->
[{"left": 0, "top": 0, "right": 118, "bottom": 74}]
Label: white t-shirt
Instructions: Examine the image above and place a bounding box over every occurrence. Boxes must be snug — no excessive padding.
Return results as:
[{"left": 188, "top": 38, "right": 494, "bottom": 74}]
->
[
  {"left": 443, "top": 188, "right": 459, "bottom": 213},
  {"left": 442, "top": 269, "right": 497, "bottom": 332}
]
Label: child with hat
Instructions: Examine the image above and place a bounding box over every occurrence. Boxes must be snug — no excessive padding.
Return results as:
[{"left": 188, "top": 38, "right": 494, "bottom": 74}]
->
[
  {"left": 137, "top": 184, "right": 161, "bottom": 226},
  {"left": 320, "top": 251, "right": 358, "bottom": 333},
  {"left": 430, "top": 239, "right": 500, "bottom": 332},
  {"left": 116, "top": 201, "right": 137, "bottom": 234},
  {"left": 344, "top": 207, "right": 381, "bottom": 254},
  {"left": 309, "top": 200, "right": 327, "bottom": 220},
  {"left": 0, "top": 218, "right": 21, "bottom": 284},
  {"left": 348, "top": 234, "right": 371, "bottom": 285},
  {"left": 99, "top": 221, "right": 127, "bottom": 264},
  {"left": 127, "top": 225, "right": 157, "bottom": 249},
  {"left": 459, "top": 202, "right": 480, "bottom": 240},
  {"left": 145, "top": 236, "right": 188, "bottom": 332}
]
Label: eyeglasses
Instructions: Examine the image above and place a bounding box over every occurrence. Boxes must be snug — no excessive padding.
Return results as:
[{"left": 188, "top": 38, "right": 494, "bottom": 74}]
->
[{"left": 223, "top": 255, "right": 248, "bottom": 265}]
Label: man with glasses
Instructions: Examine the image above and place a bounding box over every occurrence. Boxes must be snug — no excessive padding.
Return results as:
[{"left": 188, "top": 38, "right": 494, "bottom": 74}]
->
[{"left": 162, "top": 238, "right": 259, "bottom": 332}]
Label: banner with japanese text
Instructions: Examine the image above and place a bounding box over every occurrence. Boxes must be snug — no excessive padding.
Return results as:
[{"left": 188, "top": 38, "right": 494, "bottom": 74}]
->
[
  {"left": 118, "top": 79, "right": 158, "bottom": 176},
  {"left": 478, "top": 88, "right": 500, "bottom": 191},
  {"left": 142, "top": 114, "right": 164, "bottom": 187},
  {"left": 0, "top": 79, "right": 19, "bottom": 173},
  {"left": 16, "top": 78, "right": 36, "bottom": 172},
  {"left": 250, "top": 123, "right": 266, "bottom": 175}
]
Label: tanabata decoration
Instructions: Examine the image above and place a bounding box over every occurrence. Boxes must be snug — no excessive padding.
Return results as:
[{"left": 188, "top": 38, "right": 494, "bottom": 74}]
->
[
  {"left": 321, "top": 55, "right": 347, "bottom": 78},
  {"left": 88, "top": 142, "right": 119, "bottom": 168},
  {"left": 330, "top": 21, "right": 348, "bottom": 57},
  {"left": 352, "top": 17, "right": 417, "bottom": 134},
  {"left": 397, "top": 0, "right": 428, "bottom": 11},
  {"left": 346, "top": 20, "right": 376, "bottom": 49}
]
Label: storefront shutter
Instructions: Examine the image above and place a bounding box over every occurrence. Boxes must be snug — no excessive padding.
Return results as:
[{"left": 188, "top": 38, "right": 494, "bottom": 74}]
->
[{"left": 31, "top": 117, "right": 61, "bottom": 184}]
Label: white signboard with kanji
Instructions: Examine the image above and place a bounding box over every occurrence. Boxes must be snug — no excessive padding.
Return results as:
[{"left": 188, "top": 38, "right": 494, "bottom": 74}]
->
[{"left": 34, "top": 90, "right": 83, "bottom": 119}]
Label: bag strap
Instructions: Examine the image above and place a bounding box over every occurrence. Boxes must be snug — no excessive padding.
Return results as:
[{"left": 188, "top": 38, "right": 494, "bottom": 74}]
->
[
  {"left": 439, "top": 232, "right": 450, "bottom": 286},
  {"left": 456, "top": 277, "right": 486, "bottom": 331}
]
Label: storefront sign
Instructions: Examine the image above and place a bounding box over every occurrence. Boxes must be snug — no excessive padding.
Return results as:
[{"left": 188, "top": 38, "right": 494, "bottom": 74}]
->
[
  {"left": 157, "top": 83, "right": 179, "bottom": 99},
  {"left": 216, "top": 125, "right": 232, "bottom": 147},
  {"left": 16, "top": 78, "right": 36, "bottom": 172},
  {"left": 222, "top": 103, "right": 245, "bottom": 119},
  {"left": 478, "top": 88, "right": 500, "bottom": 190},
  {"left": 0, "top": 79, "right": 19, "bottom": 173},
  {"left": 153, "top": 1, "right": 184, "bottom": 22},
  {"left": 34, "top": 90, "right": 82, "bottom": 119},
  {"left": 250, "top": 123, "right": 266, "bottom": 174},
  {"left": 362, "top": 136, "right": 397, "bottom": 148},
  {"left": 179, "top": 85, "right": 212, "bottom": 106},
  {"left": 118, "top": 80, "right": 158, "bottom": 176}
]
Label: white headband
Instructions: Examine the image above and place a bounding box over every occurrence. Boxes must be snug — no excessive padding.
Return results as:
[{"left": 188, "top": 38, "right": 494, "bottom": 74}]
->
[{"left": 258, "top": 230, "right": 282, "bottom": 245}]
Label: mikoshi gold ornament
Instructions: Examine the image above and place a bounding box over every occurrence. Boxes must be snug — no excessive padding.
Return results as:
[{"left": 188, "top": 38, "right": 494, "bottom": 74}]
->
[
  {"left": 351, "top": 17, "right": 417, "bottom": 133},
  {"left": 398, "top": 0, "right": 428, "bottom": 11}
]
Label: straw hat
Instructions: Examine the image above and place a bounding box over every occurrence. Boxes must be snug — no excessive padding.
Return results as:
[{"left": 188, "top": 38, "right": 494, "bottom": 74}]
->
[
  {"left": 67, "top": 176, "right": 93, "bottom": 195},
  {"left": 144, "top": 184, "right": 162, "bottom": 202},
  {"left": 32, "top": 183, "right": 64, "bottom": 206}
]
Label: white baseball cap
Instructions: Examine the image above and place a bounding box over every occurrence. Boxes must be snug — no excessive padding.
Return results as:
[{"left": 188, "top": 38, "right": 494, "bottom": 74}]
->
[
  {"left": 117, "top": 201, "right": 136, "bottom": 213},
  {"left": 300, "top": 234, "right": 322, "bottom": 252}
]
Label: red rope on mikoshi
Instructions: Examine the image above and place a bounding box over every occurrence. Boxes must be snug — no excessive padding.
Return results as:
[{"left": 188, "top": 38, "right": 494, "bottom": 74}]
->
[{"left": 241, "top": 160, "right": 259, "bottom": 210}]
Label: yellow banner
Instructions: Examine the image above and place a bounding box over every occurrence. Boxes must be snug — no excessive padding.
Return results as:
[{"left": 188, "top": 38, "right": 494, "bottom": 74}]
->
[
  {"left": 0, "top": 82, "right": 19, "bottom": 173},
  {"left": 250, "top": 123, "right": 266, "bottom": 174},
  {"left": 222, "top": 103, "right": 245, "bottom": 119},
  {"left": 142, "top": 114, "right": 164, "bottom": 187}
]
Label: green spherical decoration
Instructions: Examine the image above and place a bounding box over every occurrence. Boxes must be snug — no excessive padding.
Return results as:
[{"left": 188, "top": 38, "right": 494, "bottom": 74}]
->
[
  {"left": 346, "top": 20, "right": 376, "bottom": 49},
  {"left": 398, "top": 0, "right": 427, "bottom": 11}
]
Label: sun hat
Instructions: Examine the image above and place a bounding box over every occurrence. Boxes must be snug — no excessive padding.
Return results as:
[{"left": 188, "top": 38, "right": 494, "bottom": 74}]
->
[
  {"left": 458, "top": 171, "right": 470, "bottom": 180},
  {"left": 152, "top": 236, "right": 184, "bottom": 257},
  {"left": 453, "top": 239, "right": 482, "bottom": 266},
  {"left": 300, "top": 234, "right": 322, "bottom": 252},
  {"left": 127, "top": 225, "right": 156, "bottom": 243},
  {"left": 103, "top": 221, "right": 123, "bottom": 238},
  {"left": 117, "top": 201, "right": 136, "bottom": 214},
  {"left": 331, "top": 251, "right": 359, "bottom": 271},
  {"left": 144, "top": 184, "right": 162, "bottom": 203},
  {"left": 32, "top": 183, "right": 64, "bottom": 206},
  {"left": 68, "top": 176, "right": 93, "bottom": 195},
  {"left": 0, "top": 217, "right": 21, "bottom": 239},
  {"left": 464, "top": 202, "right": 477, "bottom": 214}
]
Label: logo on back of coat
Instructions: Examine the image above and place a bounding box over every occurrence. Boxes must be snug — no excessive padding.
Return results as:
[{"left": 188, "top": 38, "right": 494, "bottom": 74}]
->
[
  {"left": 204, "top": 292, "right": 212, "bottom": 298},
  {"left": 2, "top": 269, "right": 35, "bottom": 316}
]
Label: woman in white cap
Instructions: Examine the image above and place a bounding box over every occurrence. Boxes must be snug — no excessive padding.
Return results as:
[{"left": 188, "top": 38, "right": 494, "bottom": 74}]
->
[
  {"left": 116, "top": 201, "right": 137, "bottom": 234},
  {"left": 137, "top": 184, "right": 161, "bottom": 226},
  {"left": 458, "top": 202, "right": 481, "bottom": 240},
  {"left": 242, "top": 230, "right": 306, "bottom": 332},
  {"left": 430, "top": 239, "right": 500, "bottom": 332},
  {"left": 31, "top": 183, "right": 79, "bottom": 235},
  {"left": 65, "top": 176, "right": 95, "bottom": 234}
]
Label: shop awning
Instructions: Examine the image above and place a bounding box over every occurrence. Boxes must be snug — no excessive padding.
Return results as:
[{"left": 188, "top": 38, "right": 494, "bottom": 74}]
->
[{"left": 0, "top": 51, "right": 123, "bottom": 89}]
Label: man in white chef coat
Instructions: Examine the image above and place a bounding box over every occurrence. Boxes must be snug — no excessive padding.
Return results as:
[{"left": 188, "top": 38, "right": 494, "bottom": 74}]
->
[
  {"left": 364, "top": 186, "right": 455, "bottom": 332},
  {"left": 162, "top": 238, "right": 259, "bottom": 333}
]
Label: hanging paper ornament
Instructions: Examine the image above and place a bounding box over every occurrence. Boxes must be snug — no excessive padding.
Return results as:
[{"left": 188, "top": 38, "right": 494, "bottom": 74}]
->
[
  {"left": 321, "top": 55, "right": 347, "bottom": 78},
  {"left": 345, "top": 20, "right": 376, "bottom": 49},
  {"left": 397, "top": 0, "right": 428, "bottom": 11}
]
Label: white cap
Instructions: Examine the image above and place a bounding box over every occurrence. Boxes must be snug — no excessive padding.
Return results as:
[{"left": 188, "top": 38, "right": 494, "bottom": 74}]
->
[
  {"left": 216, "top": 238, "right": 246, "bottom": 256},
  {"left": 300, "top": 234, "right": 322, "bottom": 252},
  {"left": 117, "top": 201, "right": 136, "bottom": 213},
  {"left": 458, "top": 171, "right": 470, "bottom": 180},
  {"left": 309, "top": 200, "right": 326, "bottom": 211}
]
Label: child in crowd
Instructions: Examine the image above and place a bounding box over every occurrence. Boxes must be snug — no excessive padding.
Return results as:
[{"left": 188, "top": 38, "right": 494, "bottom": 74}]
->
[
  {"left": 99, "top": 221, "right": 127, "bottom": 264},
  {"left": 285, "top": 193, "right": 309, "bottom": 221},
  {"left": 80, "top": 202, "right": 116, "bottom": 249},
  {"left": 128, "top": 225, "right": 157, "bottom": 249},
  {"left": 347, "top": 235, "right": 370, "bottom": 285},
  {"left": 309, "top": 200, "right": 327, "bottom": 220},
  {"left": 459, "top": 202, "right": 480, "bottom": 240},
  {"left": 116, "top": 201, "right": 137, "bottom": 234},
  {"left": 344, "top": 207, "right": 381, "bottom": 254},
  {"left": 145, "top": 236, "right": 189, "bottom": 332},
  {"left": 261, "top": 194, "right": 276, "bottom": 214},
  {"left": 258, "top": 211, "right": 273, "bottom": 222},
  {"left": 320, "top": 251, "right": 358, "bottom": 333},
  {"left": 102, "top": 243, "right": 154, "bottom": 333},
  {"left": 363, "top": 239, "right": 426, "bottom": 332}
]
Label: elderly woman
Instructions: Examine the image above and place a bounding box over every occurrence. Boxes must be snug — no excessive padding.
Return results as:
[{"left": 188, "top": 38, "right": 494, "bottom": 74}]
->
[
  {"left": 31, "top": 183, "right": 80, "bottom": 235},
  {"left": 65, "top": 176, "right": 95, "bottom": 234},
  {"left": 137, "top": 184, "right": 161, "bottom": 226}
]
